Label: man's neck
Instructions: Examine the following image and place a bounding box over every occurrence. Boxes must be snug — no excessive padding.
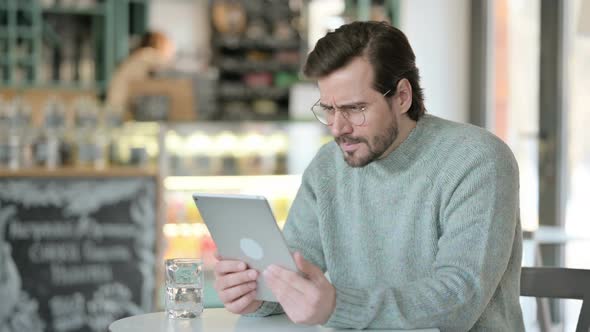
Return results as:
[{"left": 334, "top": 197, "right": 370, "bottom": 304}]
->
[{"left": 379, "top": 114, "right": 417, "bottom": 159}]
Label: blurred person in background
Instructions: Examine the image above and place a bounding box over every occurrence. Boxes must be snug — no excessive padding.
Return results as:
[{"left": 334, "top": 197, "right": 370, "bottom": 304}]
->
[
  {"left": 106, "top": 31, "right": 176, "bottom": 112},
  {"left": 213, "top": 21, "right": 524, "bottom": 331}
]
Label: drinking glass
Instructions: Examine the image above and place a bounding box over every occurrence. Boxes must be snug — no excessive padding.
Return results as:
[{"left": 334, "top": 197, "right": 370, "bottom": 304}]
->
[{"left": 165, "top": 258, "right": 204, "bottom": 319}]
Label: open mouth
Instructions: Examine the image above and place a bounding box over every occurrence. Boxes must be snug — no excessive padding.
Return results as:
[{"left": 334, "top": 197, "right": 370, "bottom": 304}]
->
[
  {"left": 337, "top": 137, "right": 364, "bottom": 153},
  {"left": 341, "top": 141, "right": 360, "bottom": 152}
]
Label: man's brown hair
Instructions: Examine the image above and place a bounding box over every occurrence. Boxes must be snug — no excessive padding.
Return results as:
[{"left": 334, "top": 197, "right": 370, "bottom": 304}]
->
[{"left": 303, "top": 21, "right": 425, "bottom": 120}]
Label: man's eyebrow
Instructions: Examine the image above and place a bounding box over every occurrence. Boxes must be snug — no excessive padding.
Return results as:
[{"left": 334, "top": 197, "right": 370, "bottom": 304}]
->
[{"left": 319, "top": 100, "right": 368, "bottom": 108}]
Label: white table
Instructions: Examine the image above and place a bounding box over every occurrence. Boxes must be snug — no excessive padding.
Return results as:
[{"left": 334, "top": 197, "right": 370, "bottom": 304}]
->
[{"left": 109, "top": 308, "right": 439, "bottom": 332}]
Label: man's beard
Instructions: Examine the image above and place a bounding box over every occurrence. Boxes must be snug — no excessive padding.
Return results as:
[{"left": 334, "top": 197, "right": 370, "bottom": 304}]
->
[{"left": 336, "top": 120, "right": 399, "bottom": 167}]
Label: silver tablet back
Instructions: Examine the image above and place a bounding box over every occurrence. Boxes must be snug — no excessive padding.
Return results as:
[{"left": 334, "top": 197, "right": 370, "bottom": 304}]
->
[{"left": 192, "top": 193, "right": 297, "bottom": 302}]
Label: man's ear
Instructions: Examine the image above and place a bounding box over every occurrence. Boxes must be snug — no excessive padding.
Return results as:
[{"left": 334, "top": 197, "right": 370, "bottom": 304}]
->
[{"left": 396, "top": 78, "right": 413, "bottom": 114}]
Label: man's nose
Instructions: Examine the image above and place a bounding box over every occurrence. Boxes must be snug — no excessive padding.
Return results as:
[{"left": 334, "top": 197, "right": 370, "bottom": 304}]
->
[{"left": 330, "top": 111, "right": 352, "bottom": 137}]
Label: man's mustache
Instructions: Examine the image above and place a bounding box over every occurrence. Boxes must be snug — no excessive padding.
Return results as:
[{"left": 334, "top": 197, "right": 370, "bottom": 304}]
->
[{"left": 336, "top": 135, "right": 366, "bottom": 145}]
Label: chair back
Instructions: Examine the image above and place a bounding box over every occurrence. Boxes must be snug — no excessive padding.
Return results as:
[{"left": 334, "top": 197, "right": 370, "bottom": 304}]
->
[{"left": 521, "top": 267, "right": 590, "bottom": 332}]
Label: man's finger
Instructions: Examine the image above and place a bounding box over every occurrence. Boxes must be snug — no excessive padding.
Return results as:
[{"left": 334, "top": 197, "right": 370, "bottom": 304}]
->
[
  {"left": 265, "top": 269, "right": 306, "bottom": 302},
  {"left": 217, "top": 281, "right": 257, "bottom": 303},
  {"left": 265, "top": 273, "right": 310, "bottom": 323},
  {"left": 214, "top": 260, "right": 247, "bottom": 276},
  {"left": 264, "top": 264, "right": 312, "bottom": 296},
  {"left": 215, "top": 269, "right": 258, "bottom": 291},
  {"left": 225, "top": 290, "right": 257, "bottom": 313}
]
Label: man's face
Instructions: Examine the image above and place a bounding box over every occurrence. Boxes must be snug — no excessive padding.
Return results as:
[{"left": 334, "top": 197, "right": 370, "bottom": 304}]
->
[{"left": 317, "top": 57, "right": 401, "bottom": 167}]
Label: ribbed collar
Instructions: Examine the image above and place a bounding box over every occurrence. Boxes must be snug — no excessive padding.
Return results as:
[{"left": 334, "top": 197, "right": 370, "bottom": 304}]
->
[{"left": 366, "top": 113, "right": 433, "bottom": 170}]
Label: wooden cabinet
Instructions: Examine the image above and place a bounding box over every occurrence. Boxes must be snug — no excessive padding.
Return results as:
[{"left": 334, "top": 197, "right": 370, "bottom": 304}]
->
[{"left": 0, "top": 0, "right": 148, "bottom": 94}]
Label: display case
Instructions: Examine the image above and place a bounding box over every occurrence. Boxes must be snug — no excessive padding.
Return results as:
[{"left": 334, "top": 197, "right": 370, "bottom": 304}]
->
[
  {"left": 130, "top": 120, "right": 326, "bottom": 309},
  {"left": 157, "top": 121, "right": 329, "bottom": 263}
]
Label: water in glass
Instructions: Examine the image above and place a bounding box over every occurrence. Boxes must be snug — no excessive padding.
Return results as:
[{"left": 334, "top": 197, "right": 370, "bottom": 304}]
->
[{"left": 165, "top": 258, "right": 204, "bottom": 319}]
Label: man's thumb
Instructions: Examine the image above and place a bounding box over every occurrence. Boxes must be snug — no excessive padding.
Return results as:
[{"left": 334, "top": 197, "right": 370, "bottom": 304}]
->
[{"left": 294, "top": 251, "right": 322, "bottom": 280}]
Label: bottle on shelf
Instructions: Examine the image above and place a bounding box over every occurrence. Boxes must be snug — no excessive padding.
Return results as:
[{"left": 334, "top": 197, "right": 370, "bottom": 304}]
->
[
  {"left": 59, "top": 37, "right": 75, "bottom": 83},
  {"left": 73, "top": 97, "right": 107, "bottom": 169},
  {"left": 165, "top": 130, "right": 185, "bottom": 175},
  {"left": 0, "top": 98, "right": 15, "bottom": 169},
  {"left": 103, "top": 104, "right": 124, "bottom": 167},
  {"left": 79, "top": 39, "right": 95, "bottom": 85},
  {"left": 185, "top": 131, "right": 218, "bottom": 176},
  {"left": 40, "top": 44, "right": 54, "bottom": 84},
  {"left": 237, "top": 131, "right": 267, "bottom": 175},
  {"left": 33, "top": 97, "right": 71, "bottom": 169},
  {"left": 216, "top": 131, "right": 239, "bottom": 175},
  {"left": 0, "top": 97, "right": 33, "bottom": 170}
]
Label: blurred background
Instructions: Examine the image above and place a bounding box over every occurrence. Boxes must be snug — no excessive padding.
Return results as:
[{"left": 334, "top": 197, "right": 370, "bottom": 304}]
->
[{"left": 0, "top": 0, "right": 588, "bottom": 331}]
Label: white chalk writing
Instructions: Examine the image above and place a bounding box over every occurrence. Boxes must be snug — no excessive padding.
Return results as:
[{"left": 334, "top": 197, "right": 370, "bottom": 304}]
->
[
  {"left": 0, "top": 180, "right": 145, "bottom": 216},
  {"left": 8, "top": 219, "right": 138, "bottom": 241},
  {"left": 82, "top": 241, "right": 131, "bottom": 262},
  {"left": 29, "top": 242, "right": 81, "bottom": 263},
  {"left": 50, "top": 264, "right": 113, "bottom": 286},
  {"left": 9, "top": 220, "right": 76, "bottom": 240},
  {"left": 49, "top": 293, "right": 86, "bottom": 332}
]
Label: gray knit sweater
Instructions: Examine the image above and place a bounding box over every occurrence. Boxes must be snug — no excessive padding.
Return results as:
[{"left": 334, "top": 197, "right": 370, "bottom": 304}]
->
[{"left": 254, "top": 114, "right": 525, "bottom": 331}]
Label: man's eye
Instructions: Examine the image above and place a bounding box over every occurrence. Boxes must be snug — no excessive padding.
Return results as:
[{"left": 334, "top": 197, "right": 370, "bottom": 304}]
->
[
  {"left": 322, "top": 107, "right": 335, "bottom": 114},
  {"left": 345, "top": 106, "right": 363, "bottom": 113}
]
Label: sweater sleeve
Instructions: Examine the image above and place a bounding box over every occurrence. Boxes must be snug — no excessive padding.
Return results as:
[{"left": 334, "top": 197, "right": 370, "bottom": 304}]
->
[
  {"left": 325, "top": 143, "right": 521, "bottom": 331},
  {"left": 282, "top": 169, "right": 327, "bottom": 271}
]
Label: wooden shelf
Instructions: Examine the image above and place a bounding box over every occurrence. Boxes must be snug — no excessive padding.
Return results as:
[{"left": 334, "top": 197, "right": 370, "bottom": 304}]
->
[
  {"left": 0, "top": 166, "right": 159, "bottom": 178},
  {"left": 0, "top": 81, "right": 104, "bottom": 91},
  {"left": 218, "top": 59, "right": 300, "bottom": 74},
  {"left": 214, "top": 37, "right": 300, "bottom": 50},
  {"left": 218, "top": 84, "right": 290, "bottom": 100},
  {"left": 42, "top": 5, "right": 105, "bottom": 16}
]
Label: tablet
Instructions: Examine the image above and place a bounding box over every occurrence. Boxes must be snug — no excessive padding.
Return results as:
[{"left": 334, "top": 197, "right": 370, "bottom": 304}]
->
[{"left": 192, "top": 193, "right": 298, "bottom": 302}]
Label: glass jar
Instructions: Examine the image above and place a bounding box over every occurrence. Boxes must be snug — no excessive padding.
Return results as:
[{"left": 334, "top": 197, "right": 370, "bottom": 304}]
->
[
  {"left": 0, "top": 97, "right": 33, "bottom": 170},
  {"left": 33, "top": 97, "right": 69, "bottom": 169},
  {"left": 103, "top": 105, "right": 124, "bottom": 167},
  {"left": 73, "top": 98, "right": 106, "bottom": 168}
]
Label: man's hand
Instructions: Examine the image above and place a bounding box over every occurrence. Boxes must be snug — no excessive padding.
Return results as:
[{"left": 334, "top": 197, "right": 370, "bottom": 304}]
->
[
  {"left": 213, "top": 258, "right": 263, "bottom": 314},
  {"left": 263, "top": 252, "right": 336, "bottom": 325}
]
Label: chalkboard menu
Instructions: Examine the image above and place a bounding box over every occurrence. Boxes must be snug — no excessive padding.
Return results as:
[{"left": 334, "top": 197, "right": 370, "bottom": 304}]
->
[{"left": 0, "top": 174, "right": 158, "bottom": 332}]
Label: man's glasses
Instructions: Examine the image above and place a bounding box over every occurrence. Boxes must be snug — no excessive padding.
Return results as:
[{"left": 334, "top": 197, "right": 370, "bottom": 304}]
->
[{"left": 310, "top": 89, "right": 392, "bottom": 126}]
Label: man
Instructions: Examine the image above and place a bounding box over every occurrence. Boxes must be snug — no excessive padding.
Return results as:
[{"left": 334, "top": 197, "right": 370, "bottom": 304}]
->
[{"left": 213, "top": 21, "right": 524, "bottom": 331}]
